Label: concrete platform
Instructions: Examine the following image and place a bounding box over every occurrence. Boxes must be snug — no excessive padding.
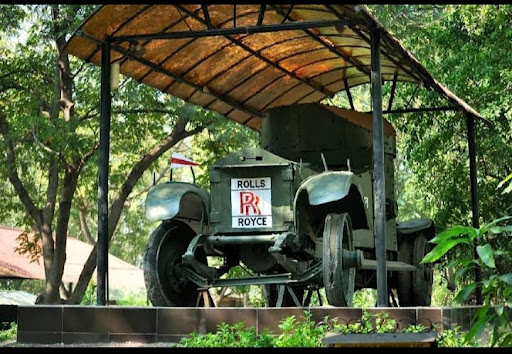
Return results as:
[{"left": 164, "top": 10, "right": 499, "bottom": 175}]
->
[{"left": 15, "top": 305, "right": 482, "bottom": 345}]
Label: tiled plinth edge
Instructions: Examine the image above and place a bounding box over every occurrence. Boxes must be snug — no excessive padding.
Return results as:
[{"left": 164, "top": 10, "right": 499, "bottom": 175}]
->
[{"left": 16, "top": 306, "right": 480, "bottom": 345}]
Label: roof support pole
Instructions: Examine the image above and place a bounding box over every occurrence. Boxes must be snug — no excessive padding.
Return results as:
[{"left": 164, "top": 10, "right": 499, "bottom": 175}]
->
[
  {"left": 466, "top": 112, "right": 483, "bottom": 305},
  {"left": 344, "top": 78, "right": 355, "bottom": 110},
  {"left": 370, "top": 24, "right": 388, "bottom": 307},
  {"left": 387, "top": 73, "right": 398, "bottom": 111},
  {"left": 97, "top": 42, "right": 111, "bottom": 306}
]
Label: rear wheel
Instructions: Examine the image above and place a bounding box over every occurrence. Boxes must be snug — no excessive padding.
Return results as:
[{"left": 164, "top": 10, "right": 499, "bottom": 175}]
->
[
  {"left": 322, "top": 213, "right": 355, "bottom": 306},
  {"left": 143, "top": 220, "right": 205, "bottom": 306},
  {"left": 397, "top": 233, "right": 433, "bottom": 306}
]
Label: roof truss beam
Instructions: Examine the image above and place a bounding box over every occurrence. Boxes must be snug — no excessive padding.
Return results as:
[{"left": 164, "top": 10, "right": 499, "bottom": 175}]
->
[
  {"left": 387, "top": 72, "right": 398, "bottom": 111},
  {"left": 201, "top": 5, "right": 212, "bottom": 29},
  {"left": 280, "top": 4, "right": 294, "bottom": 24},
  {"left": 257, "top": 4, "right": 266, "bottom": 26},
  {"left": 325, "top": 5, "right": 425, "bottom": 84},
  {"left": 110, "top": 18, "right": 365, "bottom": 42},
  {"left": 270, "top": 5, "right": 372, "bottom": 77},
  {"left": 173, "top": 5, "right": 339, "bottom": 99},
  {"left": 366, "top": 106, "right": 460, "bottom": 115},
  {"left": 344, "top": 78, "right": 355, "bottom": 110},
  {"left": 76, "top": 30, "right": 262, "bottom": 119}
]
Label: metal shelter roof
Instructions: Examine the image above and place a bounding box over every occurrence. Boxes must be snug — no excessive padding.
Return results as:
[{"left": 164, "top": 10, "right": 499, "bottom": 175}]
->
[{"left": 64, "top": 4, "right": 481, "bottom": 131}]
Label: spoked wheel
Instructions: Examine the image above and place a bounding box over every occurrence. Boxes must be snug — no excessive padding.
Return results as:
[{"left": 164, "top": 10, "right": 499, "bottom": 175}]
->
[
  {"left": 397, "top": 233, "right": 433, "bottom": 306},
  {"left": 264, "top": 284, "right": 306, "bottom": 307},
  {"left": 322, "top": 213, "right": 355, "bottom": 306},
  {"left": 143, "top": 220, "right": 205, "bottom": 306}
]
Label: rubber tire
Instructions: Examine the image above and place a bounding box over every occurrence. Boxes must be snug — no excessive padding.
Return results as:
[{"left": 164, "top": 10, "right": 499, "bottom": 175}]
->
[
  {"left": 143, "top": 220, "right": 205, "bottom": 307},
  {"left": 322, "top": 213, "right": 355, "bottom": 307},
  {"left": 397, "top": 233, "right": 433, "bottom": 306}
]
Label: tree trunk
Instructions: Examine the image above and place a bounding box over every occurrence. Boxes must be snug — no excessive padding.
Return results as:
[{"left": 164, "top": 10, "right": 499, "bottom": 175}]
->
[
  {"left": 67, "top": 115, "right": 206, "bottom": 304},
  {"left": 35, "top": 5, "right": 80, "bottom": 304}
]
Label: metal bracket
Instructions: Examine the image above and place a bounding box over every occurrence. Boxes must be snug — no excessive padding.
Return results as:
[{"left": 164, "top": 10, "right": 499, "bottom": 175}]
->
[{"left": 182, "top": 234, "right": 217, "bottom": 280}]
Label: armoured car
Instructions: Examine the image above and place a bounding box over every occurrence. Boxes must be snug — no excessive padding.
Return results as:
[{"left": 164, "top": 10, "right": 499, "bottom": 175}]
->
[{"left": 143, "top": 103, "right": 435, "bottom": 307}]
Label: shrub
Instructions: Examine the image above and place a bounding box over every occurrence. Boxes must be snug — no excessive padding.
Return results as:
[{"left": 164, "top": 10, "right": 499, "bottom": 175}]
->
[{"left": 0, "top": 322, "right": 17, "bottom": 342}]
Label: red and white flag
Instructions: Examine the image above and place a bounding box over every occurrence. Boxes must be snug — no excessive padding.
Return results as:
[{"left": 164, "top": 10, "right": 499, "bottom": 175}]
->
[{"left": 170, "top": 152, "right": 199, "bottom": 169}]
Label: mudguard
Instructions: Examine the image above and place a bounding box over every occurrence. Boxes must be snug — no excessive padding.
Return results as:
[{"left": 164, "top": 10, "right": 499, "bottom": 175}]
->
[
  {"left": 294, "top": 171, "right": 371, "bottom": 229},
  {"left": 397, "top": 218, "right": 436, "bottom": 240},
  {"left": 295, "top": 171, "right": 360, "bottom": 206},
  {"left": 145, "top": 182, "right": 210, "bottom": 223}
]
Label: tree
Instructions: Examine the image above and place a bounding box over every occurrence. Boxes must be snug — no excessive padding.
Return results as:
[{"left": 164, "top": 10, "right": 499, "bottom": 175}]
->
[
  {"left": 367, "top": 4, "right": 512, "bottom": 229},
  {"left": 0, "top": 5, "right": 216, "bottom": 304},
  {"left": 365, "top": 6, "right": 512, "bottom": 301}
]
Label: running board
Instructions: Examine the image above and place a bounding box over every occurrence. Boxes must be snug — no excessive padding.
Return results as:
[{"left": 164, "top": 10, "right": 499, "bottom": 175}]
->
[{"left": 360, "top": 259, "right": 417, "bottom": 271}]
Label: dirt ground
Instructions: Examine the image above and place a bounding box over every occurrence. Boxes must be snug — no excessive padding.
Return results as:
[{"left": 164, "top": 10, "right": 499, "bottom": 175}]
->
[{"left": 1, "top": 340, "right": 176, "bottom": 347}]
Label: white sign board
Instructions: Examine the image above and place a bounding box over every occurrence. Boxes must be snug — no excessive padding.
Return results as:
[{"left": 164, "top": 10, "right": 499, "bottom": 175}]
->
[{"left": 231, "top": 177, "right": 272, "bottom": 228}]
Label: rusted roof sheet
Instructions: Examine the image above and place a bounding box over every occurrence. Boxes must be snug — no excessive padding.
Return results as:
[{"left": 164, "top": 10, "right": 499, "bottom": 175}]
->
[
  {"left": 0, "top": 226, "right": 145, "bottom": 292},
  {"left": 64, "top": 4, "right": 481, "bottom": 131}
]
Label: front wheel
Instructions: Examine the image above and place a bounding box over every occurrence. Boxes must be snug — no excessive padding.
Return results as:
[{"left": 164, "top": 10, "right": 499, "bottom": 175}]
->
[
  {"left": 143, "top": 220, "right": 205, "bottom": 307},
  {"left": 322, "top": 213, "right": 355, "bottom": 306}
]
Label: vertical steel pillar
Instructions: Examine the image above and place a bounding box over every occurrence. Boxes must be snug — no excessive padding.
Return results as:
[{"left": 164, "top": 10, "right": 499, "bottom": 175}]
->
[
  {"left": 371, "top": 24, "right": 388, "bottom": 307},
  {"left": 97, "top": 42, "right": 111, "bottom": 306},
  {"left": 466, "top": 113, "right": 483, "bottom": 305}
]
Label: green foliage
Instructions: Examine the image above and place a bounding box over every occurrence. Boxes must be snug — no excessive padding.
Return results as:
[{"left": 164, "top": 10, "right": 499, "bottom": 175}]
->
[
  {"left": 190, "top": 117, "right": 258, "bottom": 191},
  {"left": 1, "top": 4, "right": 227, "bottom": 304},
  {"left": 402, "top": 324, "right": 430, "bottom": 333},
  {"left": 0, "top": 279, "right": 44, "bottom": 295},
  {"left": 431, "top": 269, "right": 456, "bottom": 306},
  {"left": 366, "top": 4, "right": 512, "bottom": 232},
  {"left": 177, "top": 310, "right": 482, "bottom": 347},
  {"left": 436, "top": 326, "right": 481, "bottom": 347},
  {"left": 0, "top": 322, "right": 17, "bottom": 342},
  {"left": 331, "top": 310, "right": 427, "bottom": 334},
  {"left": 113, "top": 292, "right": 148, "bottom": 306},
  {"left": 422, "top": 213, "right": 512, "bottom": 346},
  {"left": 3, "top": 4, "right": 512, "bottom": 309},
  {"left": 498, "top": 173, "right": 512, "bottom": 195},
  {"left": 352, "top": 288, "right": 377, "bottom": 307},
  {"left": 178, "top": 322, "right": 273, "bottom": 347},
  {"left": 80, "top": 283, "right": 97, "bottom": 305},
  {"left": 177, "top": 311, "right": 325, "bottom": 347},
  {"left": 275, "top": 311, "right": 327, "bottom": 347},
  {"left": 421, "top": 173, "right": 512, "bottom": 347}
]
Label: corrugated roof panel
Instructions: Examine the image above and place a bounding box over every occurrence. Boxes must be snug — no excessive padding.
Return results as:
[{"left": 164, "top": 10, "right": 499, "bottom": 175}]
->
[
  {"left": 207, "top": 57, "right": 269, "bottom": 93},
  {"left": 259, "top": 37, "right": 325, "bottom": 62},
  {"left": 207, "top": 99, "right": 237, "bottom": 116},
  {"left": 306, "top": 66, "right": 364, "bottom": 83},
  {"left": 295, "top": 59, "right": 349, "bottom": 81},
  {"left": 279, "top": 49, "right": 338, "bottom": 72},
  {"left": 227, "top": 66, "right": 285, "bottom": 103},
  {"left": 226, "top": 109, "right": 258, "bottom": 128},
  {"left": 245, "top": 74, "right": 304, "bottom": 111},
  {"left": 64, "top": 3, "right": 482, "bottom": 129},
  {"left": 240, "top": 32, "right": 309, "bottom": 52},
  {"left": 142, "top": 71, "right": 175, "bottom": 91},
  {"left": 187, "top": 90, "right": 216, "bottom": 107},
  {"left": 265, "top": 84, "right": 317, "bottom": 110},
  {"left": 325, "top": 75, "right": 369, "bottom": 92},
  {"left": 185, "top": 46, "right": 252, "bottom": 87},
  {"left": 133, "top": 38, "right": 198, "bottom": 67},
  {"left": 296, "top": 90, "right": 325, "bottom": 105},
  {"left": 111, "top": 5, "right": 182, "bottom": 37}
]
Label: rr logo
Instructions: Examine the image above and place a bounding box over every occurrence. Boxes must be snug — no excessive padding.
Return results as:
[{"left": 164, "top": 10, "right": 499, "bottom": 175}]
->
[{"left": 240, "top": 191, "right": 261, "bottom": 215}]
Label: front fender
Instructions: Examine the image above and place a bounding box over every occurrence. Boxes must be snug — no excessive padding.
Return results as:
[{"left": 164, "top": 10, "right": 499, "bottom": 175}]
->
[
  {"left": 295, "top": 171, "right": 358, "bottom": 206},
  {"left": 145, "top": 182, "right": 210, "bottom": 223},
  {"left": 294, "top": 171, "right": 371, "bottom": 231}
]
